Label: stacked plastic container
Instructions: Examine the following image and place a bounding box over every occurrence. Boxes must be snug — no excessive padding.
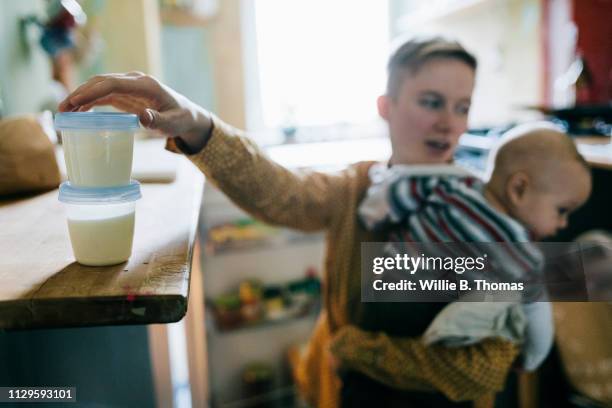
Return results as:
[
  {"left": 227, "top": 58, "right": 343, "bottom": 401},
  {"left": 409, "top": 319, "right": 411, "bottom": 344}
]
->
[{"left": 54, "top": 112, "right": 142, "bottom": 266}]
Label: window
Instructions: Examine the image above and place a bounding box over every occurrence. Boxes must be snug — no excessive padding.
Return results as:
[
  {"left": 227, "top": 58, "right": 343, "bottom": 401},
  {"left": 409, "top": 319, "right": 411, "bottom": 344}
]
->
[{"left": 242, "top": 0, "right": 389, "bottom": 136}]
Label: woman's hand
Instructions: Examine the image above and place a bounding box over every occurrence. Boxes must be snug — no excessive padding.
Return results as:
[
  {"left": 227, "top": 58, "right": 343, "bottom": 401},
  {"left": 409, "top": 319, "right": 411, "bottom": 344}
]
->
[{"left": 58, "top": 72, "right": 212, "bottom": 152}]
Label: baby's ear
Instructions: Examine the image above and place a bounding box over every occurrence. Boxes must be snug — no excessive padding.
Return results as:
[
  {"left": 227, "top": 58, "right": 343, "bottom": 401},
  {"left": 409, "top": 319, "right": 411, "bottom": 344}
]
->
[{"left": 506, "top": 171, "right": 529, "bottom": 206}]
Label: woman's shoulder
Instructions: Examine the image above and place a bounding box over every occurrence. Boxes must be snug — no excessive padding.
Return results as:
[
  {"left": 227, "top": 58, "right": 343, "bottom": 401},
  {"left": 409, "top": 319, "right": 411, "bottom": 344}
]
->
[
  {"left": 350, "top": 160, "right": 380, "bottom": 176},
  {"left": 342, "top": 160, "right": 381, "bottom": 191},
  {"left": 318, "top": 160, "right": 379, "bottom": 188}
]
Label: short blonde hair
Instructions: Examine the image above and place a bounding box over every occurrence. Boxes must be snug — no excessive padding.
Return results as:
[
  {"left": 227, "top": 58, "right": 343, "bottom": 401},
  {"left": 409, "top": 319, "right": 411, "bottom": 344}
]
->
[{"left": 386, "top": 35, "right": 477, "bottom": 99}]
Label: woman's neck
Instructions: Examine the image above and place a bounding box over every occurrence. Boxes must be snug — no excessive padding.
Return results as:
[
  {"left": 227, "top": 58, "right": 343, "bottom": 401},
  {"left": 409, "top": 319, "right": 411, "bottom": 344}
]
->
[{"left": 388, "top": 156, "right": 454, "bottom": 167}]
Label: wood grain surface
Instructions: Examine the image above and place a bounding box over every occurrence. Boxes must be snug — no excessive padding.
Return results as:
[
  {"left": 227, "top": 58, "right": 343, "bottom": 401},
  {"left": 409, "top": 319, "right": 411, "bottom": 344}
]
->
[{"left": 0, "top": 158, "right": 203, "bottom": 330}]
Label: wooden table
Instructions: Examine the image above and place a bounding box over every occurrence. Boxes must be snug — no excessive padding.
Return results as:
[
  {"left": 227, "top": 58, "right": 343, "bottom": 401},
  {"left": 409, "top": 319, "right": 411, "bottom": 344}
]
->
[{"left": 0, "top": 156, "right": 203, "bottom": 330}]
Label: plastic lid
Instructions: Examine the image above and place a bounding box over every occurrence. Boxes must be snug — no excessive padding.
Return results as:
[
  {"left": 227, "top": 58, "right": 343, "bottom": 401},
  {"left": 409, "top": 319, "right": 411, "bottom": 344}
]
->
[
  {"left": 54, "top": 112, "right": 140, "bottom": 131},
  {"left": 59, "top": 181, "right": 142, "bottom": 204}
]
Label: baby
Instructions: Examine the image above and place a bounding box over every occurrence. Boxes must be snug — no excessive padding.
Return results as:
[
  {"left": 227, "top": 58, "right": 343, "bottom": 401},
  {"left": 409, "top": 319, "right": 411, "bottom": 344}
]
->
[{"left": 358, "top": 123, "right": 592, "bottom": 370}]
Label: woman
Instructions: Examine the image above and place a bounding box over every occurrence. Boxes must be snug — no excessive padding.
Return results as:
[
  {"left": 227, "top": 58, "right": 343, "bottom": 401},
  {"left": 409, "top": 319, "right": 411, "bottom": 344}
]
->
[{"left": 59, "top": 36, "right": 518, "bottom": 408}]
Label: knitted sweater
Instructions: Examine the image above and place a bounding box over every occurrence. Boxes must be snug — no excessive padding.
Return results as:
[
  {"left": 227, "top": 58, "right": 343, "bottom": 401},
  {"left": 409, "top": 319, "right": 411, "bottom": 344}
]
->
[{"left": 167, "top": 115, "right": 519, "bottom": 408}]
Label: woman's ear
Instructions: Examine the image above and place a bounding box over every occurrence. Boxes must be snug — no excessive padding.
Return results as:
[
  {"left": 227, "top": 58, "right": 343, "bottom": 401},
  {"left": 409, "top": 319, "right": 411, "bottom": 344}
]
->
[
  {"left": 377, "top": 95, "right": 390, "bottom": 121},
  {"left": 506, "top": 171, "right": 529, "bottom": 207}
]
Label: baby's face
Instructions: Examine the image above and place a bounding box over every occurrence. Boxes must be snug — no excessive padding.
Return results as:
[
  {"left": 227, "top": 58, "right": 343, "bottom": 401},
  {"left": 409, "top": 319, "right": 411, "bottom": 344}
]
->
[{"left": 514, "top": 162, "right": 591, "bottom": 240}]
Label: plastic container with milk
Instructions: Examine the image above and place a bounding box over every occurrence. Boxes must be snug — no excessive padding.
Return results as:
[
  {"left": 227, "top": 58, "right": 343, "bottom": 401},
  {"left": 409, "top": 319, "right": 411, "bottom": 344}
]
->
[
  {"left": 54, "top": 112, "right": 140, "bottom": 187},
  {"left": 59, "top": 181, "right": 142, "bottom": 266}
]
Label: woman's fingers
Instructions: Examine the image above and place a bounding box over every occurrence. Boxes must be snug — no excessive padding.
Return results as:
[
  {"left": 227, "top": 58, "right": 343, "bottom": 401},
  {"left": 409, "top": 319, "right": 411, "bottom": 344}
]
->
[
  {"left": 77, "top": 94, "right": 150, "bottom": 114},
  {"left": 59, "top": 75, "right": 110, "bottom": 111},
  {"left": 142, "top": 108, "right": 192, "bottom": 136},
  {"left": 57, "top": 73, "right": 198, "bottom": 138},
  {"left": 59, "top": 73, "right": 161, "bottom": 112},
  {"left": 67, "top": 78, "right": 131, "bottom": 109}
]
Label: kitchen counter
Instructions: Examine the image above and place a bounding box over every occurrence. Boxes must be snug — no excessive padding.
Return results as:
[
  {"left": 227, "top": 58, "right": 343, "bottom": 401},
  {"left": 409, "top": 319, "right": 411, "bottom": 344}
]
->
[{"left": 0, "top": 144, "right": 203, "bottom": 330}]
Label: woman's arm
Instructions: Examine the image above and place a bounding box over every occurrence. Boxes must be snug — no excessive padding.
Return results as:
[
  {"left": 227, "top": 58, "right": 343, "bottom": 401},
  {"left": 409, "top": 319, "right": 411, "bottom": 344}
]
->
[
  {"left": 169, "top": 114, "right": 349, "bottom": 231},
  {"left": 330, "top": 324, "right": 519, "bottom": 401},
  {"left": 60, "top": 73, "right": 348, "bottom": 231}
]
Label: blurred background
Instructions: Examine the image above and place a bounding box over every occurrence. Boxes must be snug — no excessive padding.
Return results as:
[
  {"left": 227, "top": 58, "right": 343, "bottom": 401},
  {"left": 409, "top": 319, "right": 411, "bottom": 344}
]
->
[
  {"left": 0, "top": 1, "right": 611, "bottom": 407},
  {"left": 2, "top": 0, "right": 610, "bottom": 142}
]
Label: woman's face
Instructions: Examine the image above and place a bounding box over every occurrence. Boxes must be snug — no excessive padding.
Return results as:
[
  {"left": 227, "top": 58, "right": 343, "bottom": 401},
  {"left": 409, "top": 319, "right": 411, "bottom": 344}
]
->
[{"left": 378, "top": 58, "right": 475, "bottom": 165}]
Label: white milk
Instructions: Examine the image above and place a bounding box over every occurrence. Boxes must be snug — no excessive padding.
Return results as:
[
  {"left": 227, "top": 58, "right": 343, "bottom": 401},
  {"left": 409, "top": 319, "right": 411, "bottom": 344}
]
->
[
  {"left": 62, "top": 130, "right": 134, "bottom": 187},
  {"left": 67, "top": 212, "right": 135, "bottom": 266}
]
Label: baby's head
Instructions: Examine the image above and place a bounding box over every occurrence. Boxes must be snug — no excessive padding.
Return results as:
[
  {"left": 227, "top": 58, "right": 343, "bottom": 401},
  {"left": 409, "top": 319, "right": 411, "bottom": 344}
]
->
[{"left": 486, "top": 123, "right": 592, "bottom": 240}]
